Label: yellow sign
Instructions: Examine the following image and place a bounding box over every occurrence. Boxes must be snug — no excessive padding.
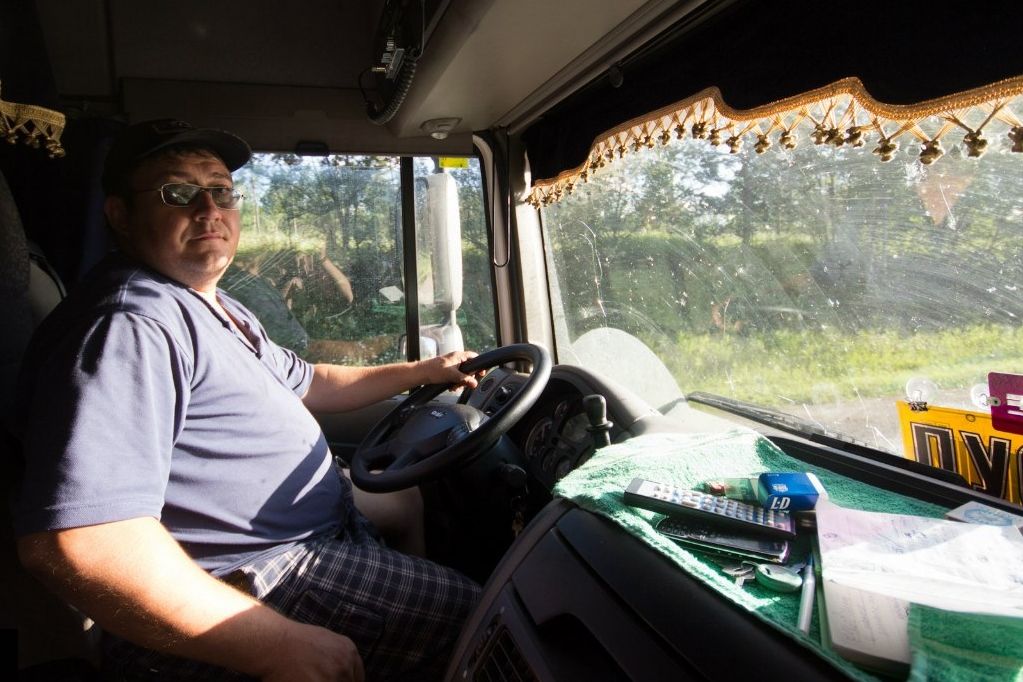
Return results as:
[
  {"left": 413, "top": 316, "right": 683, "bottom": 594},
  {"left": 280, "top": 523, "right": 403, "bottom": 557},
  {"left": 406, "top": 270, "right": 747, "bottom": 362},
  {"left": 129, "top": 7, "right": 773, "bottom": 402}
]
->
[
  {"left": 438, "top": 157, "right": 469, "bottom": 168},
  {"left": 897, "top": 400, "right": 1022, "bottom": 504}
]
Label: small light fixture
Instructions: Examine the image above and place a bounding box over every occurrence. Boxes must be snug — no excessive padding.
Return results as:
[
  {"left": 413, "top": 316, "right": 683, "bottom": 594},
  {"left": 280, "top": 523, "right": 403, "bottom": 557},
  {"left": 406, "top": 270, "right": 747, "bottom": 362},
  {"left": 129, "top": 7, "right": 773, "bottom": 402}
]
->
[{"left": 421, "top": 117, "right": 461, "bottom": 140}]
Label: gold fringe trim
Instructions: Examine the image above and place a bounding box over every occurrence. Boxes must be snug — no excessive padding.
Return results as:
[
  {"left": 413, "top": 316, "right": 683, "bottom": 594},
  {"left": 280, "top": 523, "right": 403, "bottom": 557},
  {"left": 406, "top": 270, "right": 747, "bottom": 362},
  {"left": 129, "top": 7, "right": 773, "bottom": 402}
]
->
[
  {"left": 0, "top": 80, "right": 66, "bottom": 159},
  {"left": 527, "top": 75, "right": 1023, "bottom": 208}
]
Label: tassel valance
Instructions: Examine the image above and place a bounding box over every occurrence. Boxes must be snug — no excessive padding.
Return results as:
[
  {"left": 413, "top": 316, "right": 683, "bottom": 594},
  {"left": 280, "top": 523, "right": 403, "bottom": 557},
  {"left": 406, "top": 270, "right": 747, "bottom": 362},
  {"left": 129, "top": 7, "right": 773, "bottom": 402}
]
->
[
  {"left": 528, "top": 75, "right": 1023, "bottom": 208},
  {"left": 0, "top": 80, "right": 65, "bottom": 159}
]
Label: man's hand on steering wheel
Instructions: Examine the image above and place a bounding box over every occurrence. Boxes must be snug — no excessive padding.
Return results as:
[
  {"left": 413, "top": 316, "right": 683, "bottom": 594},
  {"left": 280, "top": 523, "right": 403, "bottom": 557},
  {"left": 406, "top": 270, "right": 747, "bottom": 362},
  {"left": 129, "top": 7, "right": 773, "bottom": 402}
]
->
[
  {"left": 350, "top": 344, "right": 551, "bottom": 492},
  {"left": 417, "top": 350, "right": 484, "bottom": 391}
]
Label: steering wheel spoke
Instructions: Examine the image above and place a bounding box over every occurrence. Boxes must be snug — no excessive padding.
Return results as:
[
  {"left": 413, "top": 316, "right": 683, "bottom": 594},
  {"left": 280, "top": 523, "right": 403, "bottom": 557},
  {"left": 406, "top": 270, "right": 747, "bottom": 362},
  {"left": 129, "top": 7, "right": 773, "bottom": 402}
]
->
[
  {"left": 357, "top": 441, "right": 398, "bottom": 471},
  {"left": 350, "top": 344, "right": 551, "bottom": 492},
  {"left": 387, "top": 448, "right": 425, "bottom": 472},
  {"left": 455, "top": 384, "right": 476, "bottom": 405}
]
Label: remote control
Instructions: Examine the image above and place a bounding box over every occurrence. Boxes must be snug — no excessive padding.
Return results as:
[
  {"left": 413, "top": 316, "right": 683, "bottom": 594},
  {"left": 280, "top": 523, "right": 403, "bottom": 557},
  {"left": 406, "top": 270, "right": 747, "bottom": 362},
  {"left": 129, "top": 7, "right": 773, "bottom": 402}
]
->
[{"left": 624, "top": 477, "right": 796, "bottom": 539}]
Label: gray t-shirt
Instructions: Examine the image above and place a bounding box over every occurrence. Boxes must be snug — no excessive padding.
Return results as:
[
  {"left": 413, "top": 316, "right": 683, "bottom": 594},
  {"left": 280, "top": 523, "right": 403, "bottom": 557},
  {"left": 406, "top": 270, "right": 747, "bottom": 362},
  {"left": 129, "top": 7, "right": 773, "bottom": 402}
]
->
[{"left": 12, "top": 252, "right": 347, "bottom": 572}]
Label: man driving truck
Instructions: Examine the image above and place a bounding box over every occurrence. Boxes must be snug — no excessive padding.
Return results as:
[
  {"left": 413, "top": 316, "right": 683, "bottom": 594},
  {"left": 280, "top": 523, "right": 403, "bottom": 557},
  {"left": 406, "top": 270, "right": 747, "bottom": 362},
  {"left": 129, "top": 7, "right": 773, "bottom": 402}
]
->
[{"left": 10, "top": 119, "right": 482, "bottom": 682}]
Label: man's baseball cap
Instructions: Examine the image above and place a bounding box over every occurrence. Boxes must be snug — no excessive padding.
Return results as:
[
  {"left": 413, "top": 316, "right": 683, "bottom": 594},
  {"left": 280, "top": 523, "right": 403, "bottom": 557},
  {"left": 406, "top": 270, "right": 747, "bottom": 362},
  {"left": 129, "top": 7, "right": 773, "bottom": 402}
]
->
[{"left": 101, "top": 118, "right": 252, "bottom": 194}]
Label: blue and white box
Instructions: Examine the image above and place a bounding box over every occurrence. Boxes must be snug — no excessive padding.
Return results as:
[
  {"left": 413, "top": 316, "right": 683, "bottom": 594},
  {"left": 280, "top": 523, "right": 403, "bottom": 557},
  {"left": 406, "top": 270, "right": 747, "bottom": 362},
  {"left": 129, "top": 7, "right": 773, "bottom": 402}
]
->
[{"left": 757, "top": 472, "right": 820, "bottom": 511}]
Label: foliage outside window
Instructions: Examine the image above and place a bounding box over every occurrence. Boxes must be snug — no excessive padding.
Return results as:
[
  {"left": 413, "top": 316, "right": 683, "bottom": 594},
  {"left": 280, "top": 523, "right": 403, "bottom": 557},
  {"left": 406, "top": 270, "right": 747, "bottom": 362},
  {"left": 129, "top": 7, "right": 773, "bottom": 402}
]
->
[
  {"left": 541, "top": 77, "right": 1023, "bottom": 458},
  {"left": 225, "top": 153, "right": 496, "bottom": 365}
]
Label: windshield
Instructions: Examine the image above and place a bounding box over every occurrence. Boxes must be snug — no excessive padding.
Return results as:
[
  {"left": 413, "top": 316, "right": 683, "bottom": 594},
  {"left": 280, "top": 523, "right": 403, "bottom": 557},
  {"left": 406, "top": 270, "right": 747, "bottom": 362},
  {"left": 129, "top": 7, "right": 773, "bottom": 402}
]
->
[{"left": 541, "top": 123, "right": 1023, "bottom": 461}]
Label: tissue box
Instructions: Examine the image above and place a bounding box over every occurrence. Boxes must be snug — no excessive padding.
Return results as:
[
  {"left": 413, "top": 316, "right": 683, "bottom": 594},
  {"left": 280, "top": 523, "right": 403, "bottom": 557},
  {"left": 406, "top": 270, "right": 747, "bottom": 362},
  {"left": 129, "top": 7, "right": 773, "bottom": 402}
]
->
[{"left": 757, "top": 472, "right": 820, "bottom": 511}]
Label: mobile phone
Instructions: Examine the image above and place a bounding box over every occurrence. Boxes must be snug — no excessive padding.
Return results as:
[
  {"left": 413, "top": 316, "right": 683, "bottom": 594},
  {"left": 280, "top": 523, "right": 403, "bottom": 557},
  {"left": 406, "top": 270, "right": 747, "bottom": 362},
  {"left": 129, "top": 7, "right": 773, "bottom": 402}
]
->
[{"left": 655, "top": 517, "right": 791, "bottom": 564}]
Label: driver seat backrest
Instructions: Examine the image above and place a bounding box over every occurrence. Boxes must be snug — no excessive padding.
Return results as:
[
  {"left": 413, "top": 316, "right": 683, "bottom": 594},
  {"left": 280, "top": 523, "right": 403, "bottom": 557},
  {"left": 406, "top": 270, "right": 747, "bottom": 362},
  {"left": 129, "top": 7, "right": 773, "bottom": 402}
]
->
[{"left": 0, "top": 167, "right": 102, "bottom": 677}]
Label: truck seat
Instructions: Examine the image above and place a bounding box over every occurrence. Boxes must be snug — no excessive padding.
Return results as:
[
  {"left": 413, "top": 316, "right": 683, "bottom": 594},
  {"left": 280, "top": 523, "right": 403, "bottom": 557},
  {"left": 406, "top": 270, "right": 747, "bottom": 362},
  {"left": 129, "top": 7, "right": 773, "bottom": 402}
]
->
[{"left": 0, "top": 167, "right": 100, "bottom": 678}]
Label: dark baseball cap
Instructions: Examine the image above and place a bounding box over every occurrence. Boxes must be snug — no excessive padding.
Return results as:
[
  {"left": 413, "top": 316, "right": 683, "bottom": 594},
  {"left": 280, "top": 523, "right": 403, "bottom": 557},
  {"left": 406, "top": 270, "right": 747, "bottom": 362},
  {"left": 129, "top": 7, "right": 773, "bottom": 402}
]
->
[{"left": 101, "top": 118, "right": 252, "bottom": 194}]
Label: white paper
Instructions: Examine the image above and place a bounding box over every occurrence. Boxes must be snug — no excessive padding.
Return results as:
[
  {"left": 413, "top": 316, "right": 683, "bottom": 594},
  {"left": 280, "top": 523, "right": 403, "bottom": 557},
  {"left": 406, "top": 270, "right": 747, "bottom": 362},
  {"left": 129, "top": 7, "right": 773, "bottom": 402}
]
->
[
  {"left": 816, "top": 503, "right": 1023, "bottom": 617},
  {"left": 819, "top": 579, "right": 912, "bottom": 667}
]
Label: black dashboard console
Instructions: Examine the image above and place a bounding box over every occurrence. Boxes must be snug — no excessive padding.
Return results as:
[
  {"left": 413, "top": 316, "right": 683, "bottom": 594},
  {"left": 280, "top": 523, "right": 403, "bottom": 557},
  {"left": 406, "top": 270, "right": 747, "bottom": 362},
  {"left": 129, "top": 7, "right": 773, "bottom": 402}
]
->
[{"left": 444, "top": 498, "right": 849, "bottom": 682}]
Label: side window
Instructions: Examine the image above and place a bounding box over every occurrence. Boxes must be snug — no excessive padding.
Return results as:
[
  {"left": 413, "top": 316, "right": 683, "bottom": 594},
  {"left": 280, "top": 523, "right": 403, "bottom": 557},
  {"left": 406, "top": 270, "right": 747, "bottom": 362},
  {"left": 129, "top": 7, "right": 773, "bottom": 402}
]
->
[
  {"left": 227, "top": 154, "right": 496, "bottom": 365},
  {"left": 412, "top": 157, "right": 497, "bottom": 359}
]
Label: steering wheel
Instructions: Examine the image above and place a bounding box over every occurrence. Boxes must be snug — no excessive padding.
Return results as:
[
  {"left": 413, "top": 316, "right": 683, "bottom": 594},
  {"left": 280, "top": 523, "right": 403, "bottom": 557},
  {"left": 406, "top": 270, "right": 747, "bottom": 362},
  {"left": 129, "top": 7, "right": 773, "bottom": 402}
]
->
[{"left": 349, "top": 343, "right": 552, "bottom": 492}]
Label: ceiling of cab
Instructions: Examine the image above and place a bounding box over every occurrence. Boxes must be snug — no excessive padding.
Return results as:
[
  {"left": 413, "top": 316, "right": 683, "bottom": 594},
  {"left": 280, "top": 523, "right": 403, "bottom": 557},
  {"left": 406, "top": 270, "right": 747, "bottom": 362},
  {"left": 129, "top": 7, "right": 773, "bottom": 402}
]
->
[
  {"left": 38, "top": 0, "right": 381, "bottom": 95},
  {"left": 32, "top": 0, "right": 696, "bottom": 153}
]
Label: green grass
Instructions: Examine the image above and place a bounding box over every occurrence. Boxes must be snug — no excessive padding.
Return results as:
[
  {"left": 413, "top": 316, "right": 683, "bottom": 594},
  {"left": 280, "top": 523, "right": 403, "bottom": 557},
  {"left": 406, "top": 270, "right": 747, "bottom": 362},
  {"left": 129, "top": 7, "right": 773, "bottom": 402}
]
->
[
  {"left": 236, "top": 232, "right": 323, "bottom": 258},
  {"left": 236, "top": 225, "right": 1023, "bottom": 411},
  {"left": 663, "top": 323, "right": 1023, "bottom": 406}
]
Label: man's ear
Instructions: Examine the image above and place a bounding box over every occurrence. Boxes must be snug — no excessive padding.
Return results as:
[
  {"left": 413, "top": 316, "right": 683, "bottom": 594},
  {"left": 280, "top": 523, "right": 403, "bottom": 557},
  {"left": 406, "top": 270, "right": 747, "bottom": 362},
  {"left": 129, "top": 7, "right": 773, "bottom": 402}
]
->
[{"left": 104, "top": 196, "right": 130, "bottom": 239}]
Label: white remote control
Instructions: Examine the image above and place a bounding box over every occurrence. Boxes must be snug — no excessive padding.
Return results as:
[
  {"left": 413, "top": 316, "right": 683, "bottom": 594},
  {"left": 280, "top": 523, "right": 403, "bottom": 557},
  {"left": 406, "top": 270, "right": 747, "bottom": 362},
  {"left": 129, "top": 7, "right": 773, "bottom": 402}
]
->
[{"left": 624, "top": 477, "right": 796, "bottom": 539}]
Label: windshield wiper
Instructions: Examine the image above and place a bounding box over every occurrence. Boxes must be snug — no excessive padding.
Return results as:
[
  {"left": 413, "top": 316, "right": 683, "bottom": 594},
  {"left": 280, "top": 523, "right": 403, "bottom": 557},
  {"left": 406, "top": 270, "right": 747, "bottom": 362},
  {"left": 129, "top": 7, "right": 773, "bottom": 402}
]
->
[{"left": 685, "top": 391, "right": 880, "bottom": 452}]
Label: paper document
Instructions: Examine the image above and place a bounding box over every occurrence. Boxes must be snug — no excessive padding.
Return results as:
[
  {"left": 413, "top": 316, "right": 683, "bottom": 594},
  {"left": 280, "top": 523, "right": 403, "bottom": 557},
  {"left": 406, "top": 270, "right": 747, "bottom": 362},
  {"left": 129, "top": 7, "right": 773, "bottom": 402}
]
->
[
  {"left": 816, "top": 503, "right": 1023, "bottom": 616},
  {"left": 814, "top": 502, "right": 1023, "bottom": 671}
]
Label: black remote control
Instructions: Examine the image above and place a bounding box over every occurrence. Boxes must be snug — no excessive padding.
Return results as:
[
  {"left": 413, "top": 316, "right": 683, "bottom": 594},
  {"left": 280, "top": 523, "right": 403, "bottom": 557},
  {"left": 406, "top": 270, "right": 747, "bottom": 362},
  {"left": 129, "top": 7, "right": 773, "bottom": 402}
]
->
[{"left": 624, "top": 477, "right": 796, "bottom": 539}]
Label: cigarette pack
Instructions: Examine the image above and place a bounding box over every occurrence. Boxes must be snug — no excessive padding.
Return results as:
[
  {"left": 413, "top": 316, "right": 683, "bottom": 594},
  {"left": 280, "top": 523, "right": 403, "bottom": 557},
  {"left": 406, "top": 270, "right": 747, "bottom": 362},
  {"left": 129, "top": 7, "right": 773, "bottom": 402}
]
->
[{"left": 756, "top": 472, "right": 820, "bottom": 512}]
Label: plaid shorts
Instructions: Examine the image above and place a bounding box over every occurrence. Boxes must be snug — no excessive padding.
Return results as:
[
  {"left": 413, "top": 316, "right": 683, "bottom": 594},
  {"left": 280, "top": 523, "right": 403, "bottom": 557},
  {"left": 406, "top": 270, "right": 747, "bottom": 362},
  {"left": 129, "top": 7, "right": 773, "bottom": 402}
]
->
[{"left": 102, "top": 509, "right": 482, "bottom": 682}]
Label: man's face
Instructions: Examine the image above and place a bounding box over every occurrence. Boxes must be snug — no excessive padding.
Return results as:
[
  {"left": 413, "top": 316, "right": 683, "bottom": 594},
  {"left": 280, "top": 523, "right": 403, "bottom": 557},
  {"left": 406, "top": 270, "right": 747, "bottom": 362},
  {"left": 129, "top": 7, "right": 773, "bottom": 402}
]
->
[{"left": 105, "top": 150, "right": 241, "bottom": 293}]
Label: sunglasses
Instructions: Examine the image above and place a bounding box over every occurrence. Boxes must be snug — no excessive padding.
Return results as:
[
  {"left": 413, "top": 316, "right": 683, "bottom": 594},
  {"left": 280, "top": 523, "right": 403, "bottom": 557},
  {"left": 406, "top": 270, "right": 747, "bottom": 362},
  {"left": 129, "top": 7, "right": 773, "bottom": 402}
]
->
[{"left": 133, "top": 183, "right": 245, "bottom": 210}]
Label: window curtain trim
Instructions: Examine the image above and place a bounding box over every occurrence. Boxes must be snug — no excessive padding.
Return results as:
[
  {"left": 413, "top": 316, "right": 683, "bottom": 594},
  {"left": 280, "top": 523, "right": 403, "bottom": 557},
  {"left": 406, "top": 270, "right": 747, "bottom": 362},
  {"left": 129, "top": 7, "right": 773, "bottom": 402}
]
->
[
  {"left": 527, "top": 75, "right": 1023, "bottom": 208},
  {"left": 0, "top": 80, "right": 66, "bottom": 160}
]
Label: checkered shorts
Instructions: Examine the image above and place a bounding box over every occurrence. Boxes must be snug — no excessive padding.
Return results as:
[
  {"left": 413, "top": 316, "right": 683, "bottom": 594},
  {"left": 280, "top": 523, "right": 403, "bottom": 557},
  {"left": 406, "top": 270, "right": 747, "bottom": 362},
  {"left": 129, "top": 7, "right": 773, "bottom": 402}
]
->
[{"left": 102, "top": 510, "right": 481, "bottom": 682}]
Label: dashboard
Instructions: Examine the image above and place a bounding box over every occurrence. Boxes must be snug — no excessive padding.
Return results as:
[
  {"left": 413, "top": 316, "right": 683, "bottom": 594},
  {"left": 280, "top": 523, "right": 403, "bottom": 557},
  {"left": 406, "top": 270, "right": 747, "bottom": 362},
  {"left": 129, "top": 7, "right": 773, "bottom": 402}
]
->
[
  {"left": 470, "top": 366, "right": 641, "bottom": 492},
  {"left": 521, "top": 393, "right": 593, "bottom": 486}
]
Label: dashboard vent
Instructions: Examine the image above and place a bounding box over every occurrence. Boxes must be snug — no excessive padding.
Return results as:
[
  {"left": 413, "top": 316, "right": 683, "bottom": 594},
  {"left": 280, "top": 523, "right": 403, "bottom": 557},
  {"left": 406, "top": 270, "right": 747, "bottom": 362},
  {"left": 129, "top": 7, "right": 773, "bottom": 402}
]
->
[{"left": 472, "top": 625, "right": 538, "bottom": 682}]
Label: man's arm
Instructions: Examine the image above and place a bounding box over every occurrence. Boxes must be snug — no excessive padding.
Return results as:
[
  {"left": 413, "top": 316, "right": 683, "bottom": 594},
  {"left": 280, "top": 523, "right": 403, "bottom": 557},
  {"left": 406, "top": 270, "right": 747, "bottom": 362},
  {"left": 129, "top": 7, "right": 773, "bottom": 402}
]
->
[
  {"left": 301, "top": 350, "right": 479, "bottom": 413},
  {"left": 18, "top": 518, "right": 364, "bottom": 682}
]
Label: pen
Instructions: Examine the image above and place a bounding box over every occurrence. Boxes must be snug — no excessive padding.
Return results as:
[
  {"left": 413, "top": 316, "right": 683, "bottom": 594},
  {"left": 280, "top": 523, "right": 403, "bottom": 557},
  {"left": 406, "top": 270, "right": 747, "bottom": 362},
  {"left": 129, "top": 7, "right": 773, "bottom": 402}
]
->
[{"left": 797, "top": 554, "right": 815, "bottom": 634}]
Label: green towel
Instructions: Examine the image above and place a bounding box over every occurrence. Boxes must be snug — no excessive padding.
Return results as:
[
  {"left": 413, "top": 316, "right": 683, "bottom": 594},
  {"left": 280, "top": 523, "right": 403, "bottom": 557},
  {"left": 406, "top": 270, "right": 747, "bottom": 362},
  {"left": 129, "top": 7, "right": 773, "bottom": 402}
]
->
[
  {"left": 908, "top": 605, "right": 1023, "bottom": 682},
  {"left": 552, "top": 429, "right": 983, "bottom": 682}
]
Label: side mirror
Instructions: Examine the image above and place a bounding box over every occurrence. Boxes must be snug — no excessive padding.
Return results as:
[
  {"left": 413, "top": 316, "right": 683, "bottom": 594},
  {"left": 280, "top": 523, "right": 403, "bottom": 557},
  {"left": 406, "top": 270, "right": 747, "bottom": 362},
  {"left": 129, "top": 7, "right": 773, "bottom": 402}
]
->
[
  {"left": 425, "top": 171, "right": 462, "bottom": 312},
  {"left": 422, "top": 170, "right": 463, "bottom": 354}
]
